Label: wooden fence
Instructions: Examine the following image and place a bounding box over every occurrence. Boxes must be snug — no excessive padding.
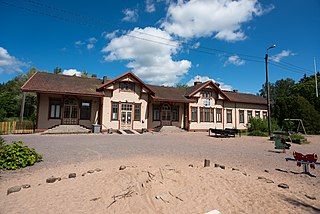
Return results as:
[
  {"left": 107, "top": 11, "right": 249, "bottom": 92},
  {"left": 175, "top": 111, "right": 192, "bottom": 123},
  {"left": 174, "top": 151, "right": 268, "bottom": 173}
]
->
[{"left": 0, "top": 121, "right": 34, "bottom": 134}]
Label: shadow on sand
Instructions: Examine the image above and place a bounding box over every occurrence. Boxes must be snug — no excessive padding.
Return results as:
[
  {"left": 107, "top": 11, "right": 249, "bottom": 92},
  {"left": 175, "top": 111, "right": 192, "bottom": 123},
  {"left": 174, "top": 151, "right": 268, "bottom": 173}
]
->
[{"left": 282, "top": 196, "right": 320, "bottom": 213}]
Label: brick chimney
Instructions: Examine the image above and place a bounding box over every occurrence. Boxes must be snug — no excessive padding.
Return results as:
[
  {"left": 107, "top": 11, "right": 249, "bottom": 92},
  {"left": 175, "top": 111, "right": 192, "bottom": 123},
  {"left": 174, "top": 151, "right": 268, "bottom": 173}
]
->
[
  {"left": 233, "top": 89, "right": 238, "bottom": 93},
  {"left": 194, "top": 81, "right": 202, "bottom": 86},
  {"left": 103, "top": 76, "right": 110, "bottom": 83},
  {"left": 91, "top": 74, "right": 97, "bottom": 78}
]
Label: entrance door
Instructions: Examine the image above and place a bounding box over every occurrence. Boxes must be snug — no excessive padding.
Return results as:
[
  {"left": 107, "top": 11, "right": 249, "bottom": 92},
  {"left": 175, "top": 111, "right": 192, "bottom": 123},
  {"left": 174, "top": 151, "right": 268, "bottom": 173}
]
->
[
  {"left": 63, "top": 97, "right": 78, "bottom": 125},
  {"left": 161, "top": 104, "right": 171, "bottom": 126},
  {"left": 121, "top": 104, "right": 132, "bottom": 129}
]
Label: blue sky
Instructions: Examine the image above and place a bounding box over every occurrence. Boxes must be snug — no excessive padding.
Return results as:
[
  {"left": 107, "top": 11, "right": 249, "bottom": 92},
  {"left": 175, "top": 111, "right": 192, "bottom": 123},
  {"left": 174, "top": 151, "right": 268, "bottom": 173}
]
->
[{"left": 0, "top": 0, "right": 319, "bottom": 94}]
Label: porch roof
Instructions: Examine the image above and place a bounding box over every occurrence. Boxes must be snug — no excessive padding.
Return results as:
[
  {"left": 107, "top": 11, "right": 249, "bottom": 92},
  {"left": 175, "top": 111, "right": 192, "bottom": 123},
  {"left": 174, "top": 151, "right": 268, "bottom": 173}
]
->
[{"left": 21, "top": 72, "right": 104, "bottom": 97}]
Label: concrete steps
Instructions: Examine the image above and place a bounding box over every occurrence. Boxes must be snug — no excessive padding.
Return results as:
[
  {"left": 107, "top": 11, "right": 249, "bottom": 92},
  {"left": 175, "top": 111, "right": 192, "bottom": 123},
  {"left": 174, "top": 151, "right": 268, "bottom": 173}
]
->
[
  {"left": 117, "top": 129, "right": 141, "bottom": 135},
  {"left": 158, "top": 126, "right": 186, "bottom": 133},
  {"left": 41, "top": 125, "right": 91, "bottom": 135}
]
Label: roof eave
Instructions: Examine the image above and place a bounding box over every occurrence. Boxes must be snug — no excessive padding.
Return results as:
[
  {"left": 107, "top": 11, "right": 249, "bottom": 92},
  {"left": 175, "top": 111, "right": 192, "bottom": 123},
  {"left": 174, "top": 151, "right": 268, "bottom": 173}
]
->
[{"left": 21, "top": 89, "right": 104, "bottom": 97}]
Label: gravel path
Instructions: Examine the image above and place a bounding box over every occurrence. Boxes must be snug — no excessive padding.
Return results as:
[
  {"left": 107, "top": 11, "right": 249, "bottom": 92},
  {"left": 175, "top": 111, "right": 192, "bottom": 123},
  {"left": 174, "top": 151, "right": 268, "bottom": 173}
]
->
[{"left": 2, "top": 132, "right": 320, "bottom": 177}]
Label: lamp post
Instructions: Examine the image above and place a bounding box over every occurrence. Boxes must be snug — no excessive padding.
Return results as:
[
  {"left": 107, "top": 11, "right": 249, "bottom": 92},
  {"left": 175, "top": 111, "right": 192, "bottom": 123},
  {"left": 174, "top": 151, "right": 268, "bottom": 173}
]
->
[{"left": 265, "top": 44, "right": 276, "bottom": 136}]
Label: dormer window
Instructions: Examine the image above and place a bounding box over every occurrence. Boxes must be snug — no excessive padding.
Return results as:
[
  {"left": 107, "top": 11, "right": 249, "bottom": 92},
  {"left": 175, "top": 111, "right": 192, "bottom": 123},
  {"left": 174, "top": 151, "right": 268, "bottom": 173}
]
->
[
  {"left": 201, "top": 90, "right": 212, "bottom": 98},
  {"left": 120, "top": 82, "right": 135, "bottom": 92}
]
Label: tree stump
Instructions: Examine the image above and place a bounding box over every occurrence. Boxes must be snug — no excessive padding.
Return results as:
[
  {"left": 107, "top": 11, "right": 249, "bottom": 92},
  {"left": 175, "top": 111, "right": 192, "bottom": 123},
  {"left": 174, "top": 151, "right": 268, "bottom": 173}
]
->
[{"left": 204, "top": 159, "right": 210, "bottom": 167}]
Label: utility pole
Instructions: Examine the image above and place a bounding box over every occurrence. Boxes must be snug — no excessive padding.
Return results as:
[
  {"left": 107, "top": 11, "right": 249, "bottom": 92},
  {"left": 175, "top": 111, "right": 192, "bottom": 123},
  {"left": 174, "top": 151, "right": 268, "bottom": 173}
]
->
[
  {"left": 265, "top": 44, "right": 276, "bottom": 136},
  {"left": 314, "top": 57, "right": 318, "bottom": 98}
]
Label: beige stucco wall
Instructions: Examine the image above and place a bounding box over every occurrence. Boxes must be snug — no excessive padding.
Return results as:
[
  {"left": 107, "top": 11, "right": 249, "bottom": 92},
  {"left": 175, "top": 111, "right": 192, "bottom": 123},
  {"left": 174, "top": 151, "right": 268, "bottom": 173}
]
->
[
  {"left": 37, "top": 94, "right": 62, "bottom": 129},
  {"left": 101, "top": 78, "right": 149, "bottom": 131},
  {"left": 37, "top": 93, "right": 100, "bottom": 130},
  {"left": 188, "top": 89, "right": 225, "bottom": 130},
  {"left": 187, "top": 87, "right": 267, "bottom": 131}
]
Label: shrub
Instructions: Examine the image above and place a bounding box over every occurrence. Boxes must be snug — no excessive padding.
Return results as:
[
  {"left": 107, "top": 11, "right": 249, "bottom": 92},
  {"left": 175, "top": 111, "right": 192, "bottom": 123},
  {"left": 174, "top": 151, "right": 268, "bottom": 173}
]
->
[
  {"left": 246, "top": 118, "right": 279, "bottom": 136},
  {"left": 247, "top": 130, "right": 268, "bottom": 137},
  {"left": 0, "top": 136, "right": 4, "bottom": 148},
  {"left": 0, "top": 141, "right": 42, "bottom": 170}
]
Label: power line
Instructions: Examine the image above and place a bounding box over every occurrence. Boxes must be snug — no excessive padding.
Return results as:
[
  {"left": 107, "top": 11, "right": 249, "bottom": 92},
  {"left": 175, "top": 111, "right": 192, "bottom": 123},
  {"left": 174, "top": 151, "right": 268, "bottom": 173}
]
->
[{"left": 1, "top": 0, "right": 314, "bottom": 77}]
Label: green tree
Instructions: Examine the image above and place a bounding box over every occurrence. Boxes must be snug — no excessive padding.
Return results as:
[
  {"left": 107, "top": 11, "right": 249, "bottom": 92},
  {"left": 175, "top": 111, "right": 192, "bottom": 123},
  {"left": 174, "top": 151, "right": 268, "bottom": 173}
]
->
[
  {"left": 81, "top": 70, "right": 88, "bottom": 77},
  {"left": 176, "top": 83, "right": 188, "bottom": 88},
  {"left": 0, "top": 67, "right": 39, "bottom": 122},
  {"left": 54, "top": 67, "right": 62, "bottom": 74},
  {"left": 259, "top": 78, "right": 295, "bottom": 101}
]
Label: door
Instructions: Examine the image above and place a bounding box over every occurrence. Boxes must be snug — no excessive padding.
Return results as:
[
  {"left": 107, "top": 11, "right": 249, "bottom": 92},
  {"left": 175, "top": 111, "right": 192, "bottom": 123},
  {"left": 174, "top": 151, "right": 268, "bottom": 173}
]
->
[
  {"left": 63, "top": 97, "right": 78, "bottom": 125},
  {"left": 161, "top": 104, "right": 171, "bottom": 126},
  {"left": 121, "top": 104, "right": 132, "bottom": 129}
]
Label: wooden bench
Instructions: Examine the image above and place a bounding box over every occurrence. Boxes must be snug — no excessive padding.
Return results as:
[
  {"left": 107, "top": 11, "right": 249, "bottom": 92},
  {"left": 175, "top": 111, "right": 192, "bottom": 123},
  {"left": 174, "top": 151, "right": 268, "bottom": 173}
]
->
[
  {"left": 285, "top": 151, "right": 320, "bottom": 177},
  {"left": 208, "top": 128, "right": 240, "bottom": 138}
]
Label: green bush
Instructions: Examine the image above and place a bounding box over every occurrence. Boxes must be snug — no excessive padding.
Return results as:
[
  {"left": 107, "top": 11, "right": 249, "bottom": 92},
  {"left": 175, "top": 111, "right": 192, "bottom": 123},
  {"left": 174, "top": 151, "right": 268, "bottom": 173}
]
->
[
  {"left": 247, "top": 130, "right": 268, "bottom": 137},
  {"left": 0, "top": 136, "right": 4, "bottom": 148},
  {"left": 0, "top": 141, "right": 43, "bottom": 170},
  {"left": 246, "top": 117, "right": 279, "bottom": 136}
]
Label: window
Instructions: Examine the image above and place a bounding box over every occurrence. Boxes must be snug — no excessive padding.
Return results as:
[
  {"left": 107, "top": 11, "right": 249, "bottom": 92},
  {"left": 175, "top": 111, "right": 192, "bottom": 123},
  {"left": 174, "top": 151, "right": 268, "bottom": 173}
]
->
[
  {"left": 200, "top": 108, "right": 211, "bottom": 122},
  {"left": 247, "top": 111, "right": 252, "bottom": 122},
  {"left": 210, "top": 108, "right": 214, "bottom": 122},
  {"left": 216, "top": 109, "right": 222, "bottom": 123},
  {"left": 120, "top": 82, "right": 135, "bottom": 91},
  {"left": 200, "top": 108, "right": 203, "bottom": 122},
  {"left": 80, "top": 101, "right": 91, "bottom": 120},
  {"left": 121, "top": 103, "right": 132, "bottom": 111},
  {"left": 134, "top": 104, "right": 141, "bottom": 121},
  {"left": 239, "top": 110, "right": 244, "bottom": 123},
  {"left": 201, "top": 90, "right": 212, "bottom": 98},
  {"left": 191, "top": 107, "right": 197, "bottom": 122},
  {"left": 153, "top": 105, "right": 160, "bottom": 121},
  {"left": 263, "top": 111, "right": 267, "bottom": 120},
  {"left": 172, "top": 106, "right": 179, "bottom": 121},
  {"left": 255, "top": 111, "right": 260, "bottom": 119},
  {"left": 111, "top": 103, "right": 119, "bottom": 120},
  {"left": 227, "top": 109, "right": 232, "bottom": 123},
  {"left": 49, "top": 99, "right": 61, "bottom": 119}
]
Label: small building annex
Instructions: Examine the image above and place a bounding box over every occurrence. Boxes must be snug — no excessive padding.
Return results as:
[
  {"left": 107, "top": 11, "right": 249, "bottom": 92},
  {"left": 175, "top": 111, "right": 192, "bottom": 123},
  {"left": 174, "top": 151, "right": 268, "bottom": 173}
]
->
[{"left": 21, "top": 71, "right": 267, "bottom": 132}]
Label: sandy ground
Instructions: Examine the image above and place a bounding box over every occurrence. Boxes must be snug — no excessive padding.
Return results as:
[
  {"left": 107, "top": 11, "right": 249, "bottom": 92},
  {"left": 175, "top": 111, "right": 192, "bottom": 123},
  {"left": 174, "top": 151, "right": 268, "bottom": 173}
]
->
[{"left": 0, "top": 132, "right": 319, "bottom": 213}]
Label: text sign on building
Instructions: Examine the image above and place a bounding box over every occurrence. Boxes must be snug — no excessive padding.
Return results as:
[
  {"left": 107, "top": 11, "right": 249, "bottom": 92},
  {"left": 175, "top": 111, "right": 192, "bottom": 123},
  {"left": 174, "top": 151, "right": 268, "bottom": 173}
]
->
[{"left": 203, "top": 100, "right": 210, "bottom": 106}]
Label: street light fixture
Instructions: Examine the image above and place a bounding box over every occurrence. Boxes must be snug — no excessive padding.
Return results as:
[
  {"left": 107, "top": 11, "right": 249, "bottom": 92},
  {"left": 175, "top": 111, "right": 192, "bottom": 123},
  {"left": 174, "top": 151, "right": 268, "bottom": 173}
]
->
[{"left": 265, "top": 44, "right": 276, "bottom": 136}]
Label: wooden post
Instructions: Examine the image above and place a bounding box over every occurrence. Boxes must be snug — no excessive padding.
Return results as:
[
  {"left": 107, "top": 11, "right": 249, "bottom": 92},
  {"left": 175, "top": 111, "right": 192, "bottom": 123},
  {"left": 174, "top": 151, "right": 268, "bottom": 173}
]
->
[
  {"left": 204, "top": 159, "right": 210, "bottom": 167},
  {"left": 20, "top": 92, "right": 26, "bottom": 122}
]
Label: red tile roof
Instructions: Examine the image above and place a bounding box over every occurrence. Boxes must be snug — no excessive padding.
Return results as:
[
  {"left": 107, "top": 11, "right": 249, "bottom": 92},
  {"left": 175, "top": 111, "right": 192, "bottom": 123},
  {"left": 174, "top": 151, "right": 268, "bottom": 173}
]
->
[{"left": 21, "top": 72, "right": 104, "bottom": 97}]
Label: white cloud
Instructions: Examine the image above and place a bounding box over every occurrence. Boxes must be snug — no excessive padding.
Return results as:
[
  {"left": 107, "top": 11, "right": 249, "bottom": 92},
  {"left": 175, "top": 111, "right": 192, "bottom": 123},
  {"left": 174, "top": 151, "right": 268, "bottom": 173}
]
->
[
  {"left": 145, "top": 0, "right": 156, "bottom": 13},
  {"left": 62, "top": 69, "right": 81, "bottom": 77},
  {"left": 75, "top": 40, "right": 85, "bottom": 46},
  {"left": 186, "top": 75, "right": 232, "bottom": 91},
  {"left": 270, "top": 50, "right": 295, "bottom": 62},
  {"left": 86, "top": 37, "right": 97, "bottom": 50},
  {"left": 102, "top": 27, "right": 191, "bottom": 86},
  {"left": 103, "top": 30, "right": 120, "bottom": 40},
  {"left": 161, "top": 0, "right": 273, "bottom": 41},
  {"left": 191, "top": 42, "right": 200, "bottom": 49},
  {"left": 122, "top": 8, "right": 138, "bottom": 22},
  {"left": 0, "top": 47, "right": 28, "bottom": 74},
  {"left": 75, "top": 37, "right": 98, "bottom": 50},
  {"left": 225, "top": 55, "right": 245, "bottom": 66},
  {"left": 87, "top": 44, "right": 94, "bottom": 50},
  {"left": 88, "top": 37, "right": 97, "bottom": 43}
]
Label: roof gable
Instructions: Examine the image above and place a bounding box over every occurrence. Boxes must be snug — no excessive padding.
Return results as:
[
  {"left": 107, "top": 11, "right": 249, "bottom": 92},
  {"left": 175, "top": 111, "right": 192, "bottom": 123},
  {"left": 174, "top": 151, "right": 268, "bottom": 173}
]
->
[
  {"left": 185, "top": 81, "right": 230, "bottom": 100},
  {"left": 97, "top": 71, "right": 155, "bottom": 95}
]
